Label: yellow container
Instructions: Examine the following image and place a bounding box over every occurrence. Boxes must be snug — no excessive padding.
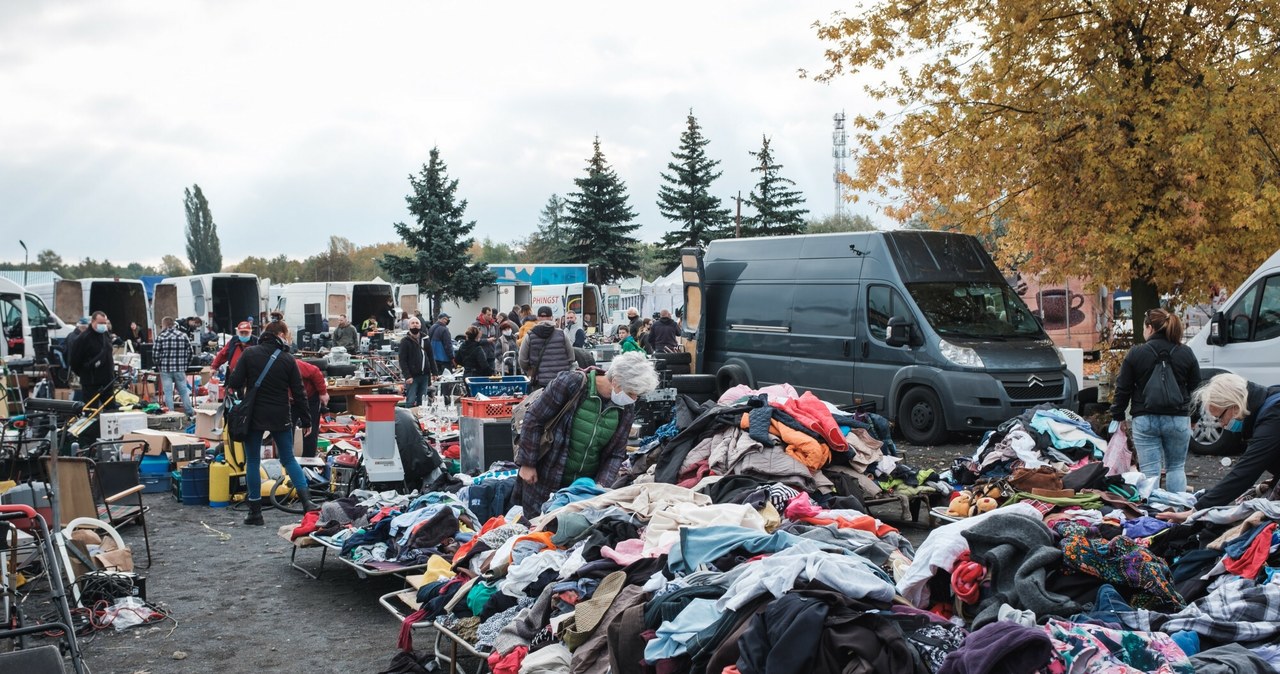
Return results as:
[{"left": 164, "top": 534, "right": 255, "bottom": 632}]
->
[{"left": 209, "top": 461, "right": 231, "bottom": 507}]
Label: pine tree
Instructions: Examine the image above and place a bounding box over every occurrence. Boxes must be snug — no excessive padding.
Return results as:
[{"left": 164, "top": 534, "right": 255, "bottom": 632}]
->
[
  {"left": 380, "top": 147, "right": 495, "bottom": 318},
  {"left": 656, "top": 110, "right": 731, "bottom": 263},
  {"left": 564, "top": 137, "right": 640, "bottom": 285},
  {"left": 184, "top": 184, "right": 223, "bottom": 273},
  {"left": 742, "top": 136, "right": 808, "bottom": 237},
  {"left": 524, "top": 194, "right": 570, "bottom": 263}
]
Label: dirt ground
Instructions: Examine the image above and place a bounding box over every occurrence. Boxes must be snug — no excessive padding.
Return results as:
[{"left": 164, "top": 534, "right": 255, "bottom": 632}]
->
[{"left": 70, "top": 434, "right": 1241, "bottom": 673}]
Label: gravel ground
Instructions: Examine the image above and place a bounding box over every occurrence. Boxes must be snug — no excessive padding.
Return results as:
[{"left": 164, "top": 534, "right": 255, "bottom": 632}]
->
[{"left": 72, "top": 434, "right": 1240, "bottom": 673}]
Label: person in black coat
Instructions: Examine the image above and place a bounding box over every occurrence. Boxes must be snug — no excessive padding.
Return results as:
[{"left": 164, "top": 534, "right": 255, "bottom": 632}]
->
[
  {"left": 69, "top": 311, "right": 116, "bottom": 405},
  {"left": 226, "top": 320, "right": 313, "bottom": 525},
  {"left": 398, "top": 316, "right": 431, "bottom": 407},
  {"left": 1109, "top": 308, "right": 1201, "bottom": 494},
  {"left": 455, "top": 326, "right": 494, "bottom": 380}
]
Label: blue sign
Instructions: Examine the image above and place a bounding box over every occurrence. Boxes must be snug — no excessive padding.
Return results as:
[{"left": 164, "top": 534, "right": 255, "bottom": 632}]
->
[{"left": 489, "top": 264, "right": 588, "bottom": 286}]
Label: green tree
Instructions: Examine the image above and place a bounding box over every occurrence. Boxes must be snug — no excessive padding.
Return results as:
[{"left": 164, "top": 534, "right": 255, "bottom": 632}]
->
[
  {"left": 742, "top": 136, "right": 808, "bottom": 237},
  {"left": 35, "top": 249, "right": 65, "bottom": 275},
  {"left": 657, "top": 110, "right": 732, "bottom": 262},
  {"left": 564, "top": 137, "right": 641, "bottom": 285},
  {"left": 184, "top": 184, "right": 222, "bottom": 274},
  {"left": 633, "top": 241, "right": 673, "bottom": 280},
  {"left": 812, "top": 0, "right": 1280, "bottom": 337},
  {"left": 380, "top": 147, "right": 495, "bottom": 318},
  {"left": 306, "top": 236, "right": 356, "bottom": 281},
  {"left": 470, "top": 237, "right": 521, "bottom": 264},
  {"left": 159, "top": 254, "right": 190, "bottom": 277},
  {"left": 805, "top": 213, "right": 877, "bottom": 234},
  {"left": 524, "top": 194, "right": 571, "bottom": 263}
]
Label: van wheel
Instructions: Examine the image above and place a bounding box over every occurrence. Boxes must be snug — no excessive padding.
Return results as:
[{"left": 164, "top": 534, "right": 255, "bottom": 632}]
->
[
  {"left": 898, "top": 387, "right": 949, "bottom": 446},
  {"left": 715, "top": 365, "right": 750, "bottom": 396},
  {"left": 1189, "top": 410, "right": 1245, "bottom": 456}
]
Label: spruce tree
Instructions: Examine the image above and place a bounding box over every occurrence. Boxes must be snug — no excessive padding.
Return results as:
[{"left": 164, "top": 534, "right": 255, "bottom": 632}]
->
[
  {"left": 380, "top": 147, "right": 495, "bottom": 318},
  {"left": 525, "top": 194, "right": 570, "bottom": 263},
  {"left": 742, "top": 136, "right": 808, "bottom": 237},
  {"left": 656, "top": 110, "right": 731, "bottom": 263},
  {"left": 184, "top": 184, "right": 223, "bottom": 273},
  {"left": 564, "top": 137, "right": 640, "bottom": 285}
]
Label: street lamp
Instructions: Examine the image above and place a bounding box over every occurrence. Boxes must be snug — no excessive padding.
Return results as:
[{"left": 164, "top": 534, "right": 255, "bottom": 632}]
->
[{"left": 18, "top": 240, "right": 28, "bottom": 286}]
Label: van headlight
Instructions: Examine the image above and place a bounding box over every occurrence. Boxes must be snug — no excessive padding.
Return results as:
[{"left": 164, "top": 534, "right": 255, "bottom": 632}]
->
[
  {"left": 1055, "top": 347, "right": 1067, "bottom": 367},
  {"left": 939, "top": 339, "right": 985, "bottom": 368}
]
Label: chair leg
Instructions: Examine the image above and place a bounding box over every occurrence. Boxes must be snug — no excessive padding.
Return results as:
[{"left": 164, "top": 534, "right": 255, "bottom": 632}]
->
[{"left": 139, "top": 511, "right": 153, "bottom": 569}]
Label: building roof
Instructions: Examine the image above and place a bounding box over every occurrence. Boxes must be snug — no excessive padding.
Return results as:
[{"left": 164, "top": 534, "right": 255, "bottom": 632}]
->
[{"left": 0, "top": 270, "right": 63, "bottom": 286}]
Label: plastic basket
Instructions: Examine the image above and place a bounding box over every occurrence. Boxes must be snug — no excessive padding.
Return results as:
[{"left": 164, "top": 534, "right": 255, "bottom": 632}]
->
[
  {"left": 465, "top": 376, "right": 530, "bottom": 397},
  {"left": 460, "top": 396, "right": 521, "bottom": 419}
]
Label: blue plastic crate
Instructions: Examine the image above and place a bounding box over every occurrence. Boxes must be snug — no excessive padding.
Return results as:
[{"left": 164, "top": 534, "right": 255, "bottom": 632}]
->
[
  {"left": 465, "top": 375, "right": 530, "bottom": 397},
  {"left": 140, "top": 473, "right": 170, "bottom": 494}
]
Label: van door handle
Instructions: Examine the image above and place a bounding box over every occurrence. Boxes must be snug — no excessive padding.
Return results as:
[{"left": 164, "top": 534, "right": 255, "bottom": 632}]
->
[
  {"left": 861, "top": 341, "right": 869, "bottom": 358},
  {"left": 842, "top": 340, "right": 851, "bottom": 357}
]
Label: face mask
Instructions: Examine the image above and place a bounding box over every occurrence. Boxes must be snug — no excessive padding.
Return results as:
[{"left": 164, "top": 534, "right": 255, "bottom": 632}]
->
[
  {"left": 237, "top": 334, "right": 250, "bottom": 343},
  {"left": 93, "top": 324, "right": 108, "bottom": 334},
  {"left": 502, "top": 330, "right": 512, "bottom": 336},
  {"left": 610, "top": 388, "right": 636, "bottom": 407},
  {"left": 566, "top": 321, "right": 575, "bottom": 327},
  {"left": 1228, "top": 418, "right": 1244, "bottom": 433}
]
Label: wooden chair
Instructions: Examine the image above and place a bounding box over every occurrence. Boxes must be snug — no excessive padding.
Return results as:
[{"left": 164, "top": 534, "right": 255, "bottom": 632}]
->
[{"left": 40, "top": 456, "right": 152, "bottom": 568}]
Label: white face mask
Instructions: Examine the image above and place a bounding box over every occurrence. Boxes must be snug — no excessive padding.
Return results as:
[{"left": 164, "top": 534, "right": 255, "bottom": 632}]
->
[
  {"left": 93, "top": 323, "right": 109, "bottom": 334},
  {"left": 610, "top": 388, "right": 636, "bottom": 407},
  {"left": 502, "top": 330, "right": 512, "bottom": 336}
]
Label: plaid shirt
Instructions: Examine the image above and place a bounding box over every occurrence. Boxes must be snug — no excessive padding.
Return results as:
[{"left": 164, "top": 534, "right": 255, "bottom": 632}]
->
[{"left": 152, "top": 327, "right": 194, "bottom": 373}]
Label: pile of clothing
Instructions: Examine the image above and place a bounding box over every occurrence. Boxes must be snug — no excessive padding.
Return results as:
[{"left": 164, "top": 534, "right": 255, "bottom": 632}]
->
[{"left": 311, "top": 490, "right": 475, "bottom": 568}]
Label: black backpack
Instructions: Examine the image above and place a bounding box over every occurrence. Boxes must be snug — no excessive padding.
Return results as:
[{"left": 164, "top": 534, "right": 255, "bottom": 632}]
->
[{"left": 1142, "top": 344, "right": 1185, "bottom": 410}]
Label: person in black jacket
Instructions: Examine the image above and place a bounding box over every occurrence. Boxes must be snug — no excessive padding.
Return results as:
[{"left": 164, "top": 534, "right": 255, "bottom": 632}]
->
[
  {"left": 455, "top": 326, "right": 494, "bottom": 380},
  {"left": 649, "top": 310, "right": 681, "bottom": 352},
  {"left": 69, "top": 311, "right": 116, "bottom": 405},
  {"left": 398, "top": 316, "right": 431, "bottom": 407},
  {"left": 1159, "top": 374, "right": 1280, "bottom": 520},
  {"left": 1109, "top": 309, "right": 1201, "bottom": 494},
  {"left": 226, "top": 320, "right": 313, "bottom": 525}
]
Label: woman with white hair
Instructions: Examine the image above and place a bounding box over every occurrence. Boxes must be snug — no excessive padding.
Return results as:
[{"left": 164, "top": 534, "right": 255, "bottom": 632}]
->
[
  {"left": 513, "top": 352, "right": 660, "bottom": 515},
  {"left": 1158, "top": 373, "right": 1280, "bottom": 521}
]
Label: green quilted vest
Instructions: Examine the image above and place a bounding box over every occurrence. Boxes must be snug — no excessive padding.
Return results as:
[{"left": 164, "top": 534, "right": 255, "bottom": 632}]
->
[{"left": 563, "top": 374, "right": 620, "bottom": 486}]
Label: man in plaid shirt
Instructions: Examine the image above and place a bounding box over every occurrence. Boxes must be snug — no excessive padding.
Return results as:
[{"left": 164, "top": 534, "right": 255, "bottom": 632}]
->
[{"left": 154, "top": 316, "right": 196, "bottom": 419}]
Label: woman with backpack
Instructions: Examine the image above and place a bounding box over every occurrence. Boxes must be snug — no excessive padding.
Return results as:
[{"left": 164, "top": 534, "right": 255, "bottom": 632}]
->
[{"left": 1109, "top": 308, "right": 1201, "bottom": 494}]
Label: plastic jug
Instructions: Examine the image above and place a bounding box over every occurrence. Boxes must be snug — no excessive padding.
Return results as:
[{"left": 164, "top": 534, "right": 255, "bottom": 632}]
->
[{"left": 209, "top": 461, "right": 231, "bottom": 507}]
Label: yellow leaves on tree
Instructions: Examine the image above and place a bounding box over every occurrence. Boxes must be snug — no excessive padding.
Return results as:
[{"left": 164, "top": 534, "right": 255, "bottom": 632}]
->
[{"left": 811, "top": 0, "right": 1280, "bottom": 303}]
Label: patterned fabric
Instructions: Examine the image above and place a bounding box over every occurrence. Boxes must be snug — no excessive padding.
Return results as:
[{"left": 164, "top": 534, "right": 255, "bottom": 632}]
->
[
  {"left": 1157, "top": 575, "right": 1280, "bottom": 643},
  {"left": 1043, "top": 619, "right": 1193, "bottom": 674},
  {"left": 905, "top": 623, "right": 967, "bottom": 673},
  {"left": 766, "top": 483, "right": 800, "bottom": 512},
  {"left": 152, "top": 326, "right": 193, "bottom": 373},
  {"left": 1056, "top": 522, "right": 1184, "bottom": 610}
]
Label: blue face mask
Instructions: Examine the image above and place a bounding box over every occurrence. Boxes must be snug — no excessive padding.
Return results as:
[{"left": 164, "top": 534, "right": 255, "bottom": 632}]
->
[
  {"left": 237, "top": 334, "right": 250, "bottom": 343},
  {"left": 1228, "top": 418, "right": 1244, "bottom": 433},
  {"left": 93, "top": 323, "right": 108, "bottom": 334}
]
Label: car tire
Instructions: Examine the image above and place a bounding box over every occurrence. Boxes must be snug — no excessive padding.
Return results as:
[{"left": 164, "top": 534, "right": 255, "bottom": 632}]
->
[
  {"left": 667, "top": 364, "right": 691, "bottom": 375},
  {"left": 326, "top": 363, "right": 357, "bottom": 377},
  {"left": 670, "top": 374, "right": 716, "bottom": 395},
  {"left": 897, "top": 386, "right": 950, "bottom": 446},
  {"left": 1189, "top": 410, "right": 1245, "bottom": 456},
  {"left": 653, "top": 351, "right": 692, "bottom": 365},
  {"left": 715, "top": 364, "right": 750, "bottom": 396},
  {"left": 303, "top": 358, "right": 329, "bottom": 372}
]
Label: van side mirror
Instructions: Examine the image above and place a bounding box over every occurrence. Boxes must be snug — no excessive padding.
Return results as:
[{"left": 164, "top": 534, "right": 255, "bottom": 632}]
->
[
  {"left": 46, "top": 317, "right": 60, "bottom": 329},
  {"left": 886, "top": 316, "right": 912, "bottom": 348},
  {"left": 1207, "top": 311, "right": 1226, "bottom": 345}
]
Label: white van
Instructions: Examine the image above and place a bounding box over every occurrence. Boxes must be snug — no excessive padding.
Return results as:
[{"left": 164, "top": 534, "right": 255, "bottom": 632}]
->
[
  {"left": 29, "top": 277, "right": 150, "bottom": 342},
  {"left": 0, "top": 277, "right": 70, "bottom": 359},
  {"left": 270, "top": 281, "right": 396, "bottom": 337},
  {"left": 153, "top": 273, "right": 266, "bottom": 335},
  {"left": 1186, "top": 247, "right": 1280, "bottom": 452}
]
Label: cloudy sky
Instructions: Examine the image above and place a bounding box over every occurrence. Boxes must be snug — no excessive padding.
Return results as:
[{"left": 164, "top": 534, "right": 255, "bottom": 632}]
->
[{"left": 0, "top": 1, "right": 886, "bottom": 266}]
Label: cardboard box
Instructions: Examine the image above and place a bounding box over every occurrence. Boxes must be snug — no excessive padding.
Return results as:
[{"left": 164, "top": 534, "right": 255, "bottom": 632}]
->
[
  {"left": 122, "top": 429, "right": 204, "bottom": 459},
  {"left": 199, "top": 367, "right": 212, "bottom": 385},
  {"left": 170, "top": 441, "right": 206, "bottom": 466},
  {"left": 54, "top": 388, "right": 73, "bottom": 401},
  {"left": 100, "top": 411, "right": 149, "bottom": 441},
  {"left": 194, "top": 404, "right": 223, "bottom": 441},
  {"left": 147, "top": 412, "right": 189, "bottom": 432}
]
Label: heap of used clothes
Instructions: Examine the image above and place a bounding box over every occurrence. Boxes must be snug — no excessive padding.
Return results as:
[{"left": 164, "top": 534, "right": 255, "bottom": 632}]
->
[
  {"left": 623, "top": 383, "right": 946, "bottom": 514},
  {"left": 303, "top": 489, "right": 476, "bottom": 568}
]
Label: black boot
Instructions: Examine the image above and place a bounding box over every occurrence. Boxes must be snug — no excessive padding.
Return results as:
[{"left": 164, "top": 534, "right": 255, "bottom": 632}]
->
[
  {"left": 244, "top": 499, "right": 264, "bottom": 526},
  {"left": 298, "top": 487, "right": 321, "bottom": 513}
]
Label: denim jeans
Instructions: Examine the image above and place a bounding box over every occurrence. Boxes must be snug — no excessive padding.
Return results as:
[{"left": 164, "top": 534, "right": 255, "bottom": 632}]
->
[
  {"left": 243, "top": 428, "right": 309, "bottom": 502},
  {"left": 159, "top": 371, "right": 194, "bottom": 417},
  {"left": 404, "top": 376, "right": 431, "bottom": 407},
  {"left": 1132, "top": 414, "right": 1191, "bottom": 494}
]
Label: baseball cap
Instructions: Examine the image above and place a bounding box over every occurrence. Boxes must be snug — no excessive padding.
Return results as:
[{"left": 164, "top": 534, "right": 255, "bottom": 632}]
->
[
  {"left": 77, "top": 317, "right": 90, "bottom": 325},
  {"left": 437, "top": 312, "right": 451, "bottom": 320},
  {"left": 536, "top": 306, "right": 554, "bottom": 317},
  {"left": 236, "top": 321, "right": 253, "bottom": 332}
]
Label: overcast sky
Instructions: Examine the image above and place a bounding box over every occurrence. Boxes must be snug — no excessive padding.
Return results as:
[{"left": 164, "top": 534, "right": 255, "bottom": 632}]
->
[{"left": 0, "top": 1, "right": 885, "bottom": 266}]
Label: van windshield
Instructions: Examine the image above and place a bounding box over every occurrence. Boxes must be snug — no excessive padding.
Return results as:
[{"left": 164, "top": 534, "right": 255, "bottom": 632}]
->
[{"left": 906, "top": 282, "right": 1045, "bottom": 339}]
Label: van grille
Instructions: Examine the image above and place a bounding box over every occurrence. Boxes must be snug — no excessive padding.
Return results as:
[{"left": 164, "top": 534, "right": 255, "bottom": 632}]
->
[{"left": 999, "top": 373, "right": 1066, "bottom": 401}]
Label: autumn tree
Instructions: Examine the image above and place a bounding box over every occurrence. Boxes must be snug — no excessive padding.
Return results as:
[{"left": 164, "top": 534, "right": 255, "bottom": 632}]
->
[
  {"left": 306, "top": 236, "right": 356, "bottom": 281},
  {"left": 159, "top": 255, "right": 190, "bottom": 277},
  {"left": 742, "top": 136, "right": 808, "bottom": 237},
  {"left": 564, "top": 137, "right": 641, "bottom": 285},
  {"left": 184, "top": 184, "right": 222, "bottom": 274},
  {"left": 381, "top": 147, "right": 495, "bottom": 318},
  {"left": 812, "top": 0, "right": 1280, "bottom": 335},
  {"left": 657, "top": 111, "right": 732, "bottom": 263}
]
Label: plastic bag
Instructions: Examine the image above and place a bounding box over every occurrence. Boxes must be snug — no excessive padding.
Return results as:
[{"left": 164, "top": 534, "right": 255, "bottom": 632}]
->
[
  {"left": 1103, "top": 424, "right": 1132, "bottom": 476},
  {"left": 105, "top": 596, "right": 156, "bottom": 632}
]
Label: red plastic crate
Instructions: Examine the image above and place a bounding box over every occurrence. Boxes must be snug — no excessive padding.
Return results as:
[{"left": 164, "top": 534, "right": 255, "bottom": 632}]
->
[{"left": 460, "top": 396, "right": 521, "bottom": 419}]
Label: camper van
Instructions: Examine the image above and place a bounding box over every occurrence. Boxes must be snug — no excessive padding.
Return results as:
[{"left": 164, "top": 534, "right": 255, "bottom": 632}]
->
[
  {"left": 152, "top": 273, "right": 266, "bottom": 335},
  {"left": 270, "top": 281, "right": 396, "bottom": 336},
  {"left": 0, "top": 277, "right": 70, "bottom": 359},
  {"left": 29, "top": 278, "right": 150, "bottom": 342},
  {"left": 681, "top": 231, "right": 1076, "bottom": 444},
  {"left": 1185, "top": 247, "right": 1280, "bottom": 453}
]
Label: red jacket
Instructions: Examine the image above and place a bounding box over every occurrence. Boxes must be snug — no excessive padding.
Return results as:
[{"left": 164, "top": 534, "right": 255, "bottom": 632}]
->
[
  {"left": 212, "top": 337, "right": 255, "bottom": 372},
  {"left": 296, "top": 360, "right": 327, "bottom": 400}
]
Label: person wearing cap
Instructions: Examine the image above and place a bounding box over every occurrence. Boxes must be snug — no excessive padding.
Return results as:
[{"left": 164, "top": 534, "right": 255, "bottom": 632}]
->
[
  {"left": 332, "top": 314, "right": 358, "bottom": 352},
  {"left": 153, "top": 316, "right": 196, "bottom": 418},
  {"left": 519, "top": 306, "right": 575, "bottom": 390},
  {"left": 212, "top": 321, "right": 258, "bottom": 378},
  {"left": 428, "top": 312, "right": 455, "bottom": 374}
]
